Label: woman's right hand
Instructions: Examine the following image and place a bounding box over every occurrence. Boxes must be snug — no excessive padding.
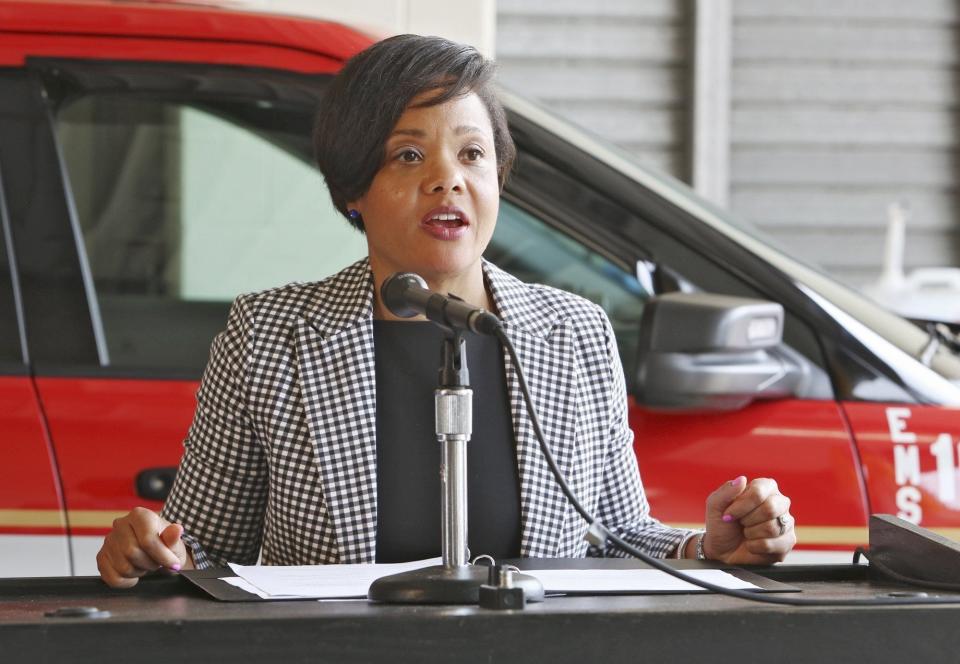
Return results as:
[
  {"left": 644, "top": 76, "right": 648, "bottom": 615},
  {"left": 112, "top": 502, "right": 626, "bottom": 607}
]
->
[{"left": 96, "top": 507, "right": 192, "bottom": 588}]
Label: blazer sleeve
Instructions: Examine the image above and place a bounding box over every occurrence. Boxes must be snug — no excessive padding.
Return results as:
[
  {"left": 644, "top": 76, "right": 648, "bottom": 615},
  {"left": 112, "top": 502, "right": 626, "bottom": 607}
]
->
[
  {"left": 160, "top": 294, "right": 268, "bottom": 568},
  {"left": 588, "top": 306, "right": 696, "bottom": 558}
]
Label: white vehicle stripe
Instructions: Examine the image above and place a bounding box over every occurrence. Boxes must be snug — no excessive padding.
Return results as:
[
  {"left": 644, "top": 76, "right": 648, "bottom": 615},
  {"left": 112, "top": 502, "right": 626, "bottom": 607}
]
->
[{"left": 0, "top": 535, "right": 71, "bottom": 577}]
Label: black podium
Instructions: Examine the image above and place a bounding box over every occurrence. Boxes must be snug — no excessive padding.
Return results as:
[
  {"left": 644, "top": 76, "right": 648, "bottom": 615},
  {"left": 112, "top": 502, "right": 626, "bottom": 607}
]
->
[{"left": 3, "top": 561, "right": 960, "bottom": 663}]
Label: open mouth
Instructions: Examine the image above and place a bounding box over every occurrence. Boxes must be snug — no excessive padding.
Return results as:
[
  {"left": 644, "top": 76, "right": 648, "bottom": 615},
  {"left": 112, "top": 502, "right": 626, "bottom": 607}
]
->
[
  {"left": 421, "top": 205, "right": 471, "bottom": 237},
  {"left": 424, "top": 212, "right": 467, "bottom": 228}
]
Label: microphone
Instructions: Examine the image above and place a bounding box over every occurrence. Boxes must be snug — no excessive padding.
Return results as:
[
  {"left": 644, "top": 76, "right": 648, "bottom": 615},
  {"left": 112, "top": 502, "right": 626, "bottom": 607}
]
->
[{"left": 380, "top": 272, "right": 502, "bottom": 335}]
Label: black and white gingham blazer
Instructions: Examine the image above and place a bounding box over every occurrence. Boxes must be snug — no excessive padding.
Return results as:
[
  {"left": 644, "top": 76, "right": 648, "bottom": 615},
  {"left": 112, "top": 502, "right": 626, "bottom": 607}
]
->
[{"left": 161, "top": 258, "right": 692, "bottom": 567}]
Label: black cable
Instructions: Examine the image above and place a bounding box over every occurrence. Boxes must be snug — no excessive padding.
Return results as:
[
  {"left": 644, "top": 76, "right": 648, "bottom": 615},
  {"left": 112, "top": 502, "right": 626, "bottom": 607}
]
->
[{"left": 495, "top": 326, "right": 960, "bottom": 606}]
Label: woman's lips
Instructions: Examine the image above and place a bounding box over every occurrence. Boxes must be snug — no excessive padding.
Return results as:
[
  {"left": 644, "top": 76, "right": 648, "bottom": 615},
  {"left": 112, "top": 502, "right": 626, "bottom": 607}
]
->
[{"left": 420, "top": 206, "right": 470, "bottom": 240}]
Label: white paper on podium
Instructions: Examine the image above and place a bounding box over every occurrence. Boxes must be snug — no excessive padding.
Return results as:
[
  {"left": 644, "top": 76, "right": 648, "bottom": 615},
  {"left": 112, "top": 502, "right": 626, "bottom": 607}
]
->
[
  {"left": 224, "top": 559, "right": 758, "bottom": 599},
  {"left": 227, "top": 557, "right": 441, "bottom": 599},
  {"left": 222, "top": 575, "right": 294, "bottom": 599},
  {"left": 221, "top": 576, "right": 364, "bottom": 601},
  {"left": 522, "top": 568, "right": 759, "bottom": 593}
]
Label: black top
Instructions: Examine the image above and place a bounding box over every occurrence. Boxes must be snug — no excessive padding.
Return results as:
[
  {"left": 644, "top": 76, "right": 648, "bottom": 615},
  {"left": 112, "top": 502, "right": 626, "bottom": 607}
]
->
[{"left": 373, "top": 321, "right": 521, "bottom": 563}]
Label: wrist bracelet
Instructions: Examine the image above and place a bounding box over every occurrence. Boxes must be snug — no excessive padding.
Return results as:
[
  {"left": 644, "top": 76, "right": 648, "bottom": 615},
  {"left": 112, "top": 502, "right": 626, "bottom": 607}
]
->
[
  {"left": 695, "top": 533, "right": 707, "bottom": 560},
  {"left": 676, "top": 531, "right": 698, "bottom": 559}
]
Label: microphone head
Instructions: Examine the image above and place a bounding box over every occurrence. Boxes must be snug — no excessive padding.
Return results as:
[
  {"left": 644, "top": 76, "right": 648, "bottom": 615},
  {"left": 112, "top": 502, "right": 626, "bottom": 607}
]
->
[{"left": 381, "top": 272, "right": 428, "bottom": 318}]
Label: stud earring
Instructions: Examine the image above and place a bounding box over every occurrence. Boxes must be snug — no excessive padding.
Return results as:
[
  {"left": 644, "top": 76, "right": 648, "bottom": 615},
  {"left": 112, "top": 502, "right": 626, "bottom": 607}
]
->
[{"left": 348, "top": 209, "right": 361, "bottom": 219}]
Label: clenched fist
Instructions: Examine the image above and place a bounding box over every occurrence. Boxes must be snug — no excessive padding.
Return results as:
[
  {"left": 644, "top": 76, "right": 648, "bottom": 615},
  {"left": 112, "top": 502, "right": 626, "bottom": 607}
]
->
[{"left": 96, "top": 507, "right": 193, "bottom": 588}]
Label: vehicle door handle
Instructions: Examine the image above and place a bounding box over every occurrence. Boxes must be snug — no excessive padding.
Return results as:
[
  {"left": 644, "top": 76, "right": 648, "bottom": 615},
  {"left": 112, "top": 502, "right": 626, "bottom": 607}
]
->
[{"left": 136, "top": 467, "right": 177, "bottom": 501}]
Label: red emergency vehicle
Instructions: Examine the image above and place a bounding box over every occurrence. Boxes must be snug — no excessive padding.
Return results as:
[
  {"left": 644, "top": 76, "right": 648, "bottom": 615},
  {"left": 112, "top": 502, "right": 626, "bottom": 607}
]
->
[{"left": 1, "top": 0, "right": 958, "bottom": 575}]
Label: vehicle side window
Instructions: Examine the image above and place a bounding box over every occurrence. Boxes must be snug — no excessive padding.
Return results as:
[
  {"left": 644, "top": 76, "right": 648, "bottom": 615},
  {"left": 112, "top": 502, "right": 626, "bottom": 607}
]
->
[
  {"left": 501, "top": 149, "right": 834, "bottom": 399},
  {"left": 54, "top": 92, "right": 366, "bottom": 373},
  {"left": 489, "top": 200, "right": 648, "bottom": 374}
]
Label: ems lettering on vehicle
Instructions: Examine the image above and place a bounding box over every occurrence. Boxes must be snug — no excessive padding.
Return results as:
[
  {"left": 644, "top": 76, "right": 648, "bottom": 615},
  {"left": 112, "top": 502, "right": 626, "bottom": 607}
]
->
[{"left": 887, "top": 407, "right": 958, "bottom": 524}]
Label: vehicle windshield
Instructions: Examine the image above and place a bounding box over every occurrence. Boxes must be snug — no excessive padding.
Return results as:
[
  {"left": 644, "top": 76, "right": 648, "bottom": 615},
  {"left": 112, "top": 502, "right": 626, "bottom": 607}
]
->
[{"left": 499, "top": 89, "right": 960, "bottom": 385}]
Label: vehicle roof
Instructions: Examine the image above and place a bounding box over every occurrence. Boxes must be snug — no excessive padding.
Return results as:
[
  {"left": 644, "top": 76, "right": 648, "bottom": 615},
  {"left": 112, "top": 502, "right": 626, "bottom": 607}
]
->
[{"left": 0, "top": 0, "right": 372, "bottom": 64}]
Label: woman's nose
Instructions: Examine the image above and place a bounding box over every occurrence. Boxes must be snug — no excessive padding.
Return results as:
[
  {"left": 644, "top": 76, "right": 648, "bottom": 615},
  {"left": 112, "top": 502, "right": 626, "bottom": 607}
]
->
[{"left": 423, "top": 155, "right": 465, "bottom": 193}]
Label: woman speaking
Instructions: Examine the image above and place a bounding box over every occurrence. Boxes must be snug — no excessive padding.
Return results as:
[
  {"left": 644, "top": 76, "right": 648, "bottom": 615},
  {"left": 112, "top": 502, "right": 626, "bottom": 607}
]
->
[{"left": 96, "top": 34, "right": 796, "bottom": 586}]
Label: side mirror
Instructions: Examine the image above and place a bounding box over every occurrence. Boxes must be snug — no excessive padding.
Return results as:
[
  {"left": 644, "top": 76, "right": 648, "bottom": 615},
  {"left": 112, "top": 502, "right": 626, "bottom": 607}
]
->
[{"left": 635, "top": 292, "right": 802, "bottom": 411}]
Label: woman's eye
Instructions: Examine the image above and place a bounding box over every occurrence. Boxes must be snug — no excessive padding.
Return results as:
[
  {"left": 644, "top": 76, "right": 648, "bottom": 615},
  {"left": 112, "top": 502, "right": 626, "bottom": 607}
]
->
[
  {"left": 463, "top": 147, "right": 484, "bottom": 161},
  {"left": 397, "top": 149, "right": 421, "bottom": 162}
]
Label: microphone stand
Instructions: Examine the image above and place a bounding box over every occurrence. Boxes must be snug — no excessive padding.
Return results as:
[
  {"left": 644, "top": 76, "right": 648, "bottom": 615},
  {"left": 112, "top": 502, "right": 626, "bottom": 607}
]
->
[{"left": 368, "top": 330, "right": 543, "bottom": 604}]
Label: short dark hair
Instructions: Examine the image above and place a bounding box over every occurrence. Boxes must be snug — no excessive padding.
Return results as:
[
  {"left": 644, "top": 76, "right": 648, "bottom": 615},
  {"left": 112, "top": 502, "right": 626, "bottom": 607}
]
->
[{"left": 313, "top": 34, "right": 516, "bottom": 232}]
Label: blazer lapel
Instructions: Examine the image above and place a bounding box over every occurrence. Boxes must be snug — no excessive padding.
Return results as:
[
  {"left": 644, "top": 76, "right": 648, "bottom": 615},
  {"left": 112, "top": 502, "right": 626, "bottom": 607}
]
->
[
  {"left": 485, "top": 262, "right": 578, "bottom": 558},
  {"left": 295, "top": 260, "right": 379, "bottom": 563}
]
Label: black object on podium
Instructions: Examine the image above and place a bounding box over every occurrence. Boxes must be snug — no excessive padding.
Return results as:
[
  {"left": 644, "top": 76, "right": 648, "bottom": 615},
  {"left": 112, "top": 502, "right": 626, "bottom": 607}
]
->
[{"left": 867, "top": 514, "right": 960, "bottom": 586}]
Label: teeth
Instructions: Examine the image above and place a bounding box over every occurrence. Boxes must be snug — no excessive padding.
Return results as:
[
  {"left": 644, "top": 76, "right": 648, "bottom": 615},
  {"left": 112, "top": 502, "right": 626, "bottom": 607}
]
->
[{"left": 431, "top": 213, "right": 461, "bottom": 221}]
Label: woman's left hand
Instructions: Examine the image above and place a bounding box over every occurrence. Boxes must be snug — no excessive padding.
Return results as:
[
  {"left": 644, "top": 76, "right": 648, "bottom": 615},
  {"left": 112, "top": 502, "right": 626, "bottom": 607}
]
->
[{"left": 700, "top": 475, "right": 796, "bottom": 564}]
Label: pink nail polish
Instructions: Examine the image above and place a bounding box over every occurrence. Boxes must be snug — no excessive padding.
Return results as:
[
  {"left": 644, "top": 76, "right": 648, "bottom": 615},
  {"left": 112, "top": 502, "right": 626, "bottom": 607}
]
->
[
  {"left": 722, "top": 514, "right": 734, "bottom": 523},
  {"left": 729, "top": 476, "right": 745, "bottom": 486},
  {"left": 171, "top": 564, "right": 181, "bottom": 572}
]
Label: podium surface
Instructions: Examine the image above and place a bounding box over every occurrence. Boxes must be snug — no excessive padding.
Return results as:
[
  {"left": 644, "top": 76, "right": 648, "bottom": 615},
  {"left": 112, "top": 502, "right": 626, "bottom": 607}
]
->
[{"left": 1, "top": 563, "right": 957, "bottom": 663}]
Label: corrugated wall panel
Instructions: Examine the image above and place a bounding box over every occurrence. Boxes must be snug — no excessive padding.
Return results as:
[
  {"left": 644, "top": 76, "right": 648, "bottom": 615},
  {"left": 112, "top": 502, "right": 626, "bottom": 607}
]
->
[
  {"left": 735, "top": 0, "right": 957, "bottom": 22},
  {"left": 734, "top": 67, "right": 955, "bottom": 106},
  {"left": 735, "top": 25, "right": 956, "bottom": 64},
  {"left": 730, "top": 1, "right": 960, "bottom": 286},
  {"left": 495, "top": 0, "right": 689, "bottom": 179},
  {"left": 763, "top": 229, "right": 959, "bottom": 285},
  {"left": 734, "top": 149, "right": 957, "bottom": 187}
]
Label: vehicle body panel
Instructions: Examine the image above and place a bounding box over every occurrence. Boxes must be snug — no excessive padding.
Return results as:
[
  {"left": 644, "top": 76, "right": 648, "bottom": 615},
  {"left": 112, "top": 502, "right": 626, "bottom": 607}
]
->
[
  {"left": 632, "top": 398, "right": 870, "bottom": 549},
  {"left": 841, "top": 402, "right": 960, "bottom": 537},
  {"left": 0, "top": 0, "right": 370, "bottom": 68},
  {"left": 0, "top": 377, "right": 71, "bottom": 574},
  {"left": 34, "top": 377, "right": 195, "bottom": 529}
]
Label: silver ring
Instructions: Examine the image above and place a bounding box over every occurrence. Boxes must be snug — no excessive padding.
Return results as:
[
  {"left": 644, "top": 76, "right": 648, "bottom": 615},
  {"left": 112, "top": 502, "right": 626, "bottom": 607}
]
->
[{"left": 776, "top": 514, "right": 791, "bottom": 537}]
